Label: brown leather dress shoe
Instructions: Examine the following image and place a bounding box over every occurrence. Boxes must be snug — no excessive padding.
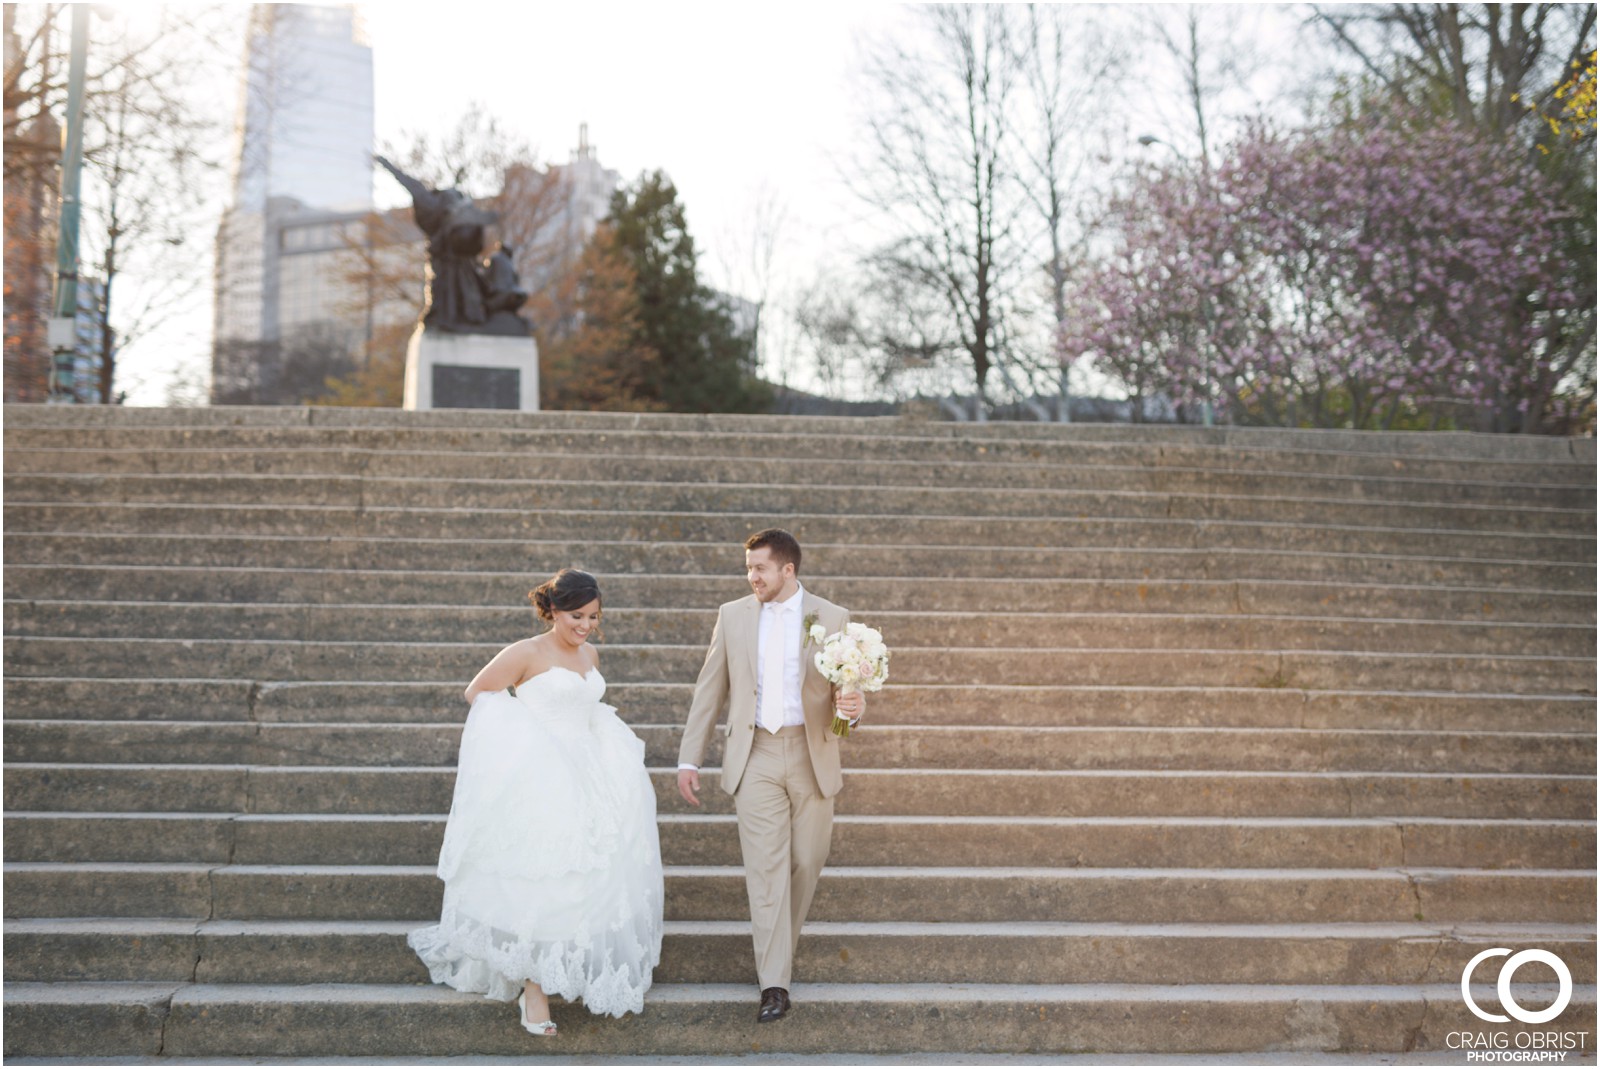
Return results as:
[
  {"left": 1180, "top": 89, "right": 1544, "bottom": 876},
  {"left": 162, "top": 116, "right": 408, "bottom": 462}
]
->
[{"left": 757, "top": 986, "right": 791, "bottom": 1023}]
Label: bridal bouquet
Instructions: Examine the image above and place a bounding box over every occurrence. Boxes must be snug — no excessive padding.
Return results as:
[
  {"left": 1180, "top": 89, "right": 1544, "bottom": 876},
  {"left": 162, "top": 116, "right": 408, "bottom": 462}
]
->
[{"left": 810, "top": 621, "right": 890, "bottom": 738}]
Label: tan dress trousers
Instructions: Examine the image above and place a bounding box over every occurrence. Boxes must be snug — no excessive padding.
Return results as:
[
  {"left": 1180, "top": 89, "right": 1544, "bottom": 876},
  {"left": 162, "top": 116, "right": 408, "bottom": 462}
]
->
[{"left": 734, "top": 724, "right": 834, "bottom": 990}]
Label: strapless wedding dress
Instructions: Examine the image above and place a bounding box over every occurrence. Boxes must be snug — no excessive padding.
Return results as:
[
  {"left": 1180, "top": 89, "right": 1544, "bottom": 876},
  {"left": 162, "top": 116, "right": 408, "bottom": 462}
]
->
[{"left": 408, "top": 666, "right": 664, "bottom": 1017}]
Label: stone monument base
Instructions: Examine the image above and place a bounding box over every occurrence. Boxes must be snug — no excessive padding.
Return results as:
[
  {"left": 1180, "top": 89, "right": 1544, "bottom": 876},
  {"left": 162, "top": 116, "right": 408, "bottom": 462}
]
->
[{"left": 403, "top": 328, "right": 540, "bottom": 411}]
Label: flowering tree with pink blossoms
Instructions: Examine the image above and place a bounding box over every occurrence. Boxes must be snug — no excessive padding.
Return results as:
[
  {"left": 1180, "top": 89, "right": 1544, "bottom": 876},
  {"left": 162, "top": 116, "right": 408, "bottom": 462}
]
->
[{"left": 1062, "top": 117, "right": 1593, "bottom": 432}]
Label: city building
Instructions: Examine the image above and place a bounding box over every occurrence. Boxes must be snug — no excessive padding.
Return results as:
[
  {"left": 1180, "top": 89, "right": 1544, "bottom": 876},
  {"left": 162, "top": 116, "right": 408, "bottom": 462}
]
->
[
  {"left": 506, "top": 124, "right": 622, "bottom": 299},
  {"left": 211, "top": 3, "right": 405, "bottom": 404},
  {"left": 209, "top": 3, "right": 624, "bottom": 405},
  {"left": 211, "top": 196, "right": 417, "bottom": 404},
  {"left": 2, "top": 146, "right": 57, "bottom": 403},
  {"left": 3, "top": 6, "right": 59, "bottom": 403},
  {"left": 551, "top": 123, "right": 622, "bottom": 249},
  {"left": 230, "top": 5, "right": 375, "bottom": 215},
  {"left": 66, "top": 277, "right": 113, "bottom": 404}
]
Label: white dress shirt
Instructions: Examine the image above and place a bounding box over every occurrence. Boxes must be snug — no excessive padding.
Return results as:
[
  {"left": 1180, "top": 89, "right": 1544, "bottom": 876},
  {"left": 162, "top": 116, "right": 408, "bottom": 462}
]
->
[
  {"left": 757, "top": 583, "right": 807, "bottom": 729},
  {"left": 679, "top": 584, "right": 807, "bottom": 772}
]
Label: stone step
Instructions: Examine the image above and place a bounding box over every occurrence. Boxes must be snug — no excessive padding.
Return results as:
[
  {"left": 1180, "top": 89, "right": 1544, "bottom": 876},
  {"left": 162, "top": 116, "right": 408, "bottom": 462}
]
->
[
  {"left": 6, "top": 720, "right": 1594, "bottom": 775},
  {"left": 6, "top": 811, "right": 1591, "bottom": 870},
  {"left": 11, "top": 533, "right": 1591, "bottom": 588},
  {"left": 9, "top": 764, "right": 1591, "bottom": 820},
  {"left": 6, "top": 407, "right": 1591, "bottom": 472},
  {"left": 5, "top": 918, "right": 1595, "bottom": 987},
  {"left": 7, "top": 638, "right": 1592, "bottom": 693},
  {"left": 5, "top": 861, "right": 1593, "bottom": 923},
  {"left": 5, "top": 407, "right": 1592, "bottom": 1062},
  {"left": 8, "top": 503, "right": 1593, "bottom": 561},
  {"left": 6, "top": 427, "right": 1590, "bottom": 500},
  {"left": 7, "top": 678, "right": 1596, "bottom": 734},
  {"left": 8, "top": 565, "right": 1595, "bottom": 624},
  {"left": 5, "top": 978, "right": 1595, "bottom": 1058},
  {"left": 9, "top": 473, "right": 1592, "bottom": 535},
  {"left": 11, "top": 601, "right": 1592, "bottom": 657},
  {"left": 9, "top": 445, "right": 1595, "bottom": 508}
]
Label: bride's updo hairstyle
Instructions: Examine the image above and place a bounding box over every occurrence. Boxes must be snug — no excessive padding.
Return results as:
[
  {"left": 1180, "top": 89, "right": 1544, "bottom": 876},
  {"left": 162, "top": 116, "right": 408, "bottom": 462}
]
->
[{"left": 530, "top": 569, "right": 604, "bottom": 640}]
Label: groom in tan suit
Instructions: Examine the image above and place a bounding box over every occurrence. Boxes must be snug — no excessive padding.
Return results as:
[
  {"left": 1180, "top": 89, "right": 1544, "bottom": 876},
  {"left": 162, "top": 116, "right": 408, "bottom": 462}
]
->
[{"left": 677, "top": 528, "right": 865, "bottom": 1023}]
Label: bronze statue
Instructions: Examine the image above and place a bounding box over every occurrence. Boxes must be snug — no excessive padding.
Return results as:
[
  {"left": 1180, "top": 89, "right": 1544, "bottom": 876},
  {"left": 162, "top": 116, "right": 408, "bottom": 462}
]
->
[
  {"left": 375, "top": 155, "right": 531, "bottom": 336},
  {"left": 480, "top": 243, "right": 532, "bottom": 336}
]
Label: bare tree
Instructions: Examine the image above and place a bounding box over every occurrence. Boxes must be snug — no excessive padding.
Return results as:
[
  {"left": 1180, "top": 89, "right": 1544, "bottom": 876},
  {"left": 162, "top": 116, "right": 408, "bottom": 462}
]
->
[
  {"left": 1142, "top": 5, "right": 1272, "bottom": 174},
  {"left": 790, "top": 254, "right": 978, "bottom": 409},
  {"left": 712, "top": 182, "right": 790, "bottom": 387},
  {"left": 4, "top": 4, "right": 230, "bottom": 403},
  {"left": 78, "top": 7, "right": 223, "bottom": 403},
  {"left": 843, "top": 5, "right": 1144, "bottom": 415},
  {"left": 848, "top": 5, "right": 1027, "bottom": 407},
  {"left": 1312, "top": 3, "right": 1596, "bottom": 141},
  {"left": 791, "top": 272, "right": 862, "bottom": 401},
  {"left": 4, "top": 4, "right": 62, "bottom": 187},
  {"left": 1014, "top": 4, "right": 1129, "bottom": 414},
  {"left": 380, "top": 107, "right": 536, "bottom": 201}
]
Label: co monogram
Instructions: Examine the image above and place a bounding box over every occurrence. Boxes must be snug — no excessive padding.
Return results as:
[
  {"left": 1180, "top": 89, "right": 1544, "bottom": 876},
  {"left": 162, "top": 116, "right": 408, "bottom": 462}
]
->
[{"left": 1461, "top": 948, "right": 1574, "bottom": 1025}]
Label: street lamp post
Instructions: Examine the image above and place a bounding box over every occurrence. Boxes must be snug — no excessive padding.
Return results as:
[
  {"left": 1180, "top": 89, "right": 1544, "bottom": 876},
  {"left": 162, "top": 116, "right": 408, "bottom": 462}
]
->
[{"left": 47, "top": 4, "right": 90, "bottom": 403}]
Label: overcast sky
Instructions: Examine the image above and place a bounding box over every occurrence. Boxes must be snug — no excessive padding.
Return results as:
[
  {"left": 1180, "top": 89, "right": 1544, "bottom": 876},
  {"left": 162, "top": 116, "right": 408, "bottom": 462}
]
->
[
  {"left": 365, "top": 2, "right": 911, "bottom": 316},
  {"left": 112, "top": 1, "right": 1307, "bottom": 405}
]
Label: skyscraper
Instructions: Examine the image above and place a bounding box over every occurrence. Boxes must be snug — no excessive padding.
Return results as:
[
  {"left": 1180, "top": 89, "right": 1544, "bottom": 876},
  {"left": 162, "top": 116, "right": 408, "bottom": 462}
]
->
[
  {"left": 230, "top": 4, "right": 374, "bottom": 214},
  {"left": 552, "top": 123, "right": 622, "bottom": 248},
  {"left": 212, "top": 4, "right": 392, "bottom": 404}
]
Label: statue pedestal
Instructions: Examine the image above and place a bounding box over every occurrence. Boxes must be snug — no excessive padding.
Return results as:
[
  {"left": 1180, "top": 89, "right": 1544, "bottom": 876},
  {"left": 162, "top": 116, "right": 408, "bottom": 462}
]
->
[{"left": 403, "top": 328, "right": 540, "bottom": 411}]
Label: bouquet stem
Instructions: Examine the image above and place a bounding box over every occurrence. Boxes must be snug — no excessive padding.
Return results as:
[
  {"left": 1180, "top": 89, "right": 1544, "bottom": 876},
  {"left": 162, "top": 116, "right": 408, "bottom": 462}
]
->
[{"left": 830, "top": 686, "right": 858, "bottom": 738}]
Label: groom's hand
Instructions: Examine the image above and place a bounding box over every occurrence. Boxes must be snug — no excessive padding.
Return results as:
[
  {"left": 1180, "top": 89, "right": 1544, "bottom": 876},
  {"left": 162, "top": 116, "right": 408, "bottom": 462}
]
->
[{"left": 677, "top": 768, "right": 701, "bottom": 807}]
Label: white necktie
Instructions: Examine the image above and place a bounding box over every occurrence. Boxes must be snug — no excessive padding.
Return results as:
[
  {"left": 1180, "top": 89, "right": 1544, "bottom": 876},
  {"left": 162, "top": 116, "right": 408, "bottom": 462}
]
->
[{"left": 759, "top": 603, "right": 786, "bottom": 734}]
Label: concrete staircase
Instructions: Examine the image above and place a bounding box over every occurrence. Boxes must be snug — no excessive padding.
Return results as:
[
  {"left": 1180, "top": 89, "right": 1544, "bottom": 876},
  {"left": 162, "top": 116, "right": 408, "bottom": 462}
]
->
[{"left": 3, "top": 404, "right": 1595, "bottom": 1059}]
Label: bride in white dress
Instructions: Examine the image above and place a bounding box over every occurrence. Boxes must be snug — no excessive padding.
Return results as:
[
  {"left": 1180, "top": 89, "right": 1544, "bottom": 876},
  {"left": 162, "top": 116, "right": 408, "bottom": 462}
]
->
[{"left": 408, "top": 569, "right": 664, "bottom": 1034}]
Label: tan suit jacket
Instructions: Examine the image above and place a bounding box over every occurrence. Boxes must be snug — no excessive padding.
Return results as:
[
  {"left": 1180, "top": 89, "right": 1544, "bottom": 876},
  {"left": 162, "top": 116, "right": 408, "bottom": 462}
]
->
[{"left": 679, "top": 589, "right": 851, "bottom": 798}]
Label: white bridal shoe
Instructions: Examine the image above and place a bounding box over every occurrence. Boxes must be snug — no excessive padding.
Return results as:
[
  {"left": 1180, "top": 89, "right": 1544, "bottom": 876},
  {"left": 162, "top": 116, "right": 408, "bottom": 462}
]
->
[{"left": 517, "top": 990, "right": 558, "bottom": 1036}]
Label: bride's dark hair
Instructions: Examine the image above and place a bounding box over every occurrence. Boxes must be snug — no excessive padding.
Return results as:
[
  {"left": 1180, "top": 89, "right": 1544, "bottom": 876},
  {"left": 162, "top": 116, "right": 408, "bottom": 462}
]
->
[{"left": 530, "top": 569, "right": 604, "bottom": 640}]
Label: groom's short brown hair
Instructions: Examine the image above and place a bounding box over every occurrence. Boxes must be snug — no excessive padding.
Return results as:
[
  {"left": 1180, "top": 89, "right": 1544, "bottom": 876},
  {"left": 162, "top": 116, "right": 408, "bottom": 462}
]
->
[{"left": 745, "top": 528, "right": 801, "bottom": 575}]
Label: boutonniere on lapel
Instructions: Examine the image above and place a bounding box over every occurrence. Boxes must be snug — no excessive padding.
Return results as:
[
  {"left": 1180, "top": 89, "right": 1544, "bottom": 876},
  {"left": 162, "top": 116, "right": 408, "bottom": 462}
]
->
[{"left": 804, "top": 613, "right": 824, "bottom": 648}]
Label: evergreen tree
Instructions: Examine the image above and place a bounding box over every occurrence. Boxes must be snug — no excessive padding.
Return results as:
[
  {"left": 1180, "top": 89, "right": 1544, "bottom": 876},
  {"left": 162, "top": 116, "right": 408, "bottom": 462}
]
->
[{"left": 604, "top": 171, "right": 771, "bottom": 412}]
